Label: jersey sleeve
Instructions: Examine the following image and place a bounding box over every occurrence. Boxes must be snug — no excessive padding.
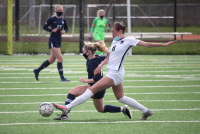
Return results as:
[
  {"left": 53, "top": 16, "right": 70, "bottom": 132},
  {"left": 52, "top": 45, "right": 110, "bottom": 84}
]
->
[
  {"left": 90, "top": 17, "right": 98, "bottom": 32},
  {"left": 129, "top": 37, "right": 140, "bottom": 47},
  {"left": 63, "top": 18, "right": 68, "bottom": 33},
  {"left": 43, "top": 17, "right": 53, "bottom": 32},
  {"left": 100, "top": 55, "right": 107, "bottom": 61}
]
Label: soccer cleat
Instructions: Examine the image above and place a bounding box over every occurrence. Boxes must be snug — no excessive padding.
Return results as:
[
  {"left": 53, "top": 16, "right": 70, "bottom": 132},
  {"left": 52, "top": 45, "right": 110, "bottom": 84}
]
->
[
  {"left": 53, "top": 114, "right": 70, "bottom": 120},
  {"left": 122, "top": 105, "right": 132, "bottom": 119},
  {"left": 33, "top": 69, "right": 39, "bottom": 81},
  {"left": 60, "top": 77, "right": 70, "bottom": 82},
  {"left": 140, "top": 109, "right": 153, "bottom": 120},
  {"left": 53, "top": 103, "right": 69, "bottom": 115}
]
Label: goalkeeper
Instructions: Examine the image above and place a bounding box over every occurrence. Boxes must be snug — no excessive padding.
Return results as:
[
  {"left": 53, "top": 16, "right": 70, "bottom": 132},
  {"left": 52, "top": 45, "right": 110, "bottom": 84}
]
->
[{"left": 89, "top": 9, "right": 110, "bottom": 55}]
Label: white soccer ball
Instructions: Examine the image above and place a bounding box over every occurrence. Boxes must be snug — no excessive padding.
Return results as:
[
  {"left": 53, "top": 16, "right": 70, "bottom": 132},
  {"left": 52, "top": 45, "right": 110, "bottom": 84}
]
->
[{"left": 39, "top": 102, "right": 54, "bottom": 117}]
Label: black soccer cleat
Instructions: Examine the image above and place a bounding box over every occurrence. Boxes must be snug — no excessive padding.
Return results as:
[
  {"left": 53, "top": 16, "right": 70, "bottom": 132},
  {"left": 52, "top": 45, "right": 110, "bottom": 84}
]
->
[
  {"left": 33, "top": 69, "right": 39, "bottom": 81},
  {"left": 60, "top": 77, "right": 70, "bottom": 82},
  {"left": 53, "top": 113, "right": 70, "bottom": 120},
  {"left": 122, "top": 105, "right": 132, "bottom": 119}
]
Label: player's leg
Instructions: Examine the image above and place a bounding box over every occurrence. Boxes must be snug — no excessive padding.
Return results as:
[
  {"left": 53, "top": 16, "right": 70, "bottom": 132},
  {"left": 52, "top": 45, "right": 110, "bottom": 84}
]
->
[
  {"left": 54, "top": 85, "right": 90, "bottom": 120},
  {"left": 113, "top": 83, "right": 153, "bottom": 120},
  {"left": 51, "top": 47, "right": 70, "bottom": 82},
  {"left": 33, "top": 46, "right": 55, "bottom": 81},
  {"left": 92, "top": 90, "right": 132, "bottom": 118},
  {"left": 93, "top": 32, "right": 104, "bottom": 55},
  {"left": 65, "top": 85, "right": 90, "bottom": 105},
  {"left": 53, "top": 76, "right": 115, "bottom": 114},
  {"left": 93, "top": 98, "right": 122, "bottom": 113}
]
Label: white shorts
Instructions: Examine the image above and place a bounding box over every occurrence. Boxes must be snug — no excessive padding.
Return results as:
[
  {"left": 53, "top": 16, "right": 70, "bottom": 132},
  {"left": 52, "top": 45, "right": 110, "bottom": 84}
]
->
[{"left": 106, "top": 68, "right": 125, "bottom": 86}]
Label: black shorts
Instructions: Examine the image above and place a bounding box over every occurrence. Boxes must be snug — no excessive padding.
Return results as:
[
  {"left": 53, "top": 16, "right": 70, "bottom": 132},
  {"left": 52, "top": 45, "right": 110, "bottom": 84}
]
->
[
  {"left": 92, "top": 89, "right": 106, "bottom": 99},
  {"left": 48, "top": 41, "right": 61, "bottom": 49}
]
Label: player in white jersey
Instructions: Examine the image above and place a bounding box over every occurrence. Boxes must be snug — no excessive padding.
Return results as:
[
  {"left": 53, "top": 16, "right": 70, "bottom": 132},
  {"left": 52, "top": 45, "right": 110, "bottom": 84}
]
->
[{"left": 53, "top": 21, "right": 177, "bottom": 120}]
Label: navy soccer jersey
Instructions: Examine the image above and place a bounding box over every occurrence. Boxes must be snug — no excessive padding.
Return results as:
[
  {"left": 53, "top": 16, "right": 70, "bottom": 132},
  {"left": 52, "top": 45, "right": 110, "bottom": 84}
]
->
[
  {"left": 86, "top": 55, "right": 106, "bottom": 86},
  {"left": 43, "top": 16, "right": 68, "bottom": 46}
]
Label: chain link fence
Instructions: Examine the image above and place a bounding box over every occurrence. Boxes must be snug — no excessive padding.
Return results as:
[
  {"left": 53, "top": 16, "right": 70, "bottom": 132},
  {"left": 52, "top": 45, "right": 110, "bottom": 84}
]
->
[{"left": 0, "top": 0, "right": 199, "bottom": 54}]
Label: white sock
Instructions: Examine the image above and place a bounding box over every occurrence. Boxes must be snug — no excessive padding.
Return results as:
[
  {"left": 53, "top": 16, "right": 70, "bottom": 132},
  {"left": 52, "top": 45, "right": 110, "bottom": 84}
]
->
[
  {"left": 65, "top": 89, "right": 93, "bottom": 109},
  {"left": 118, "top": 96, "right": 148, "bottom": 113}
]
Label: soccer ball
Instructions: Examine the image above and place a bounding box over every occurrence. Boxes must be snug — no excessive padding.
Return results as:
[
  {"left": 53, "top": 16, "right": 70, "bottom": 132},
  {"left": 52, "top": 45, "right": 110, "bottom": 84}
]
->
[{"left": 39, "top": 102, "right": 54, "bottom": 117}]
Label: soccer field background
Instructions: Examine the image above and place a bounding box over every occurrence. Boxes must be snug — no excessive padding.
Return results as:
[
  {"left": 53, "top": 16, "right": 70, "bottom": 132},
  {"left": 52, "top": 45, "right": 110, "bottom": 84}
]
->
[{"left": 0, "top": 55, "right": 199, "bottom": 134}]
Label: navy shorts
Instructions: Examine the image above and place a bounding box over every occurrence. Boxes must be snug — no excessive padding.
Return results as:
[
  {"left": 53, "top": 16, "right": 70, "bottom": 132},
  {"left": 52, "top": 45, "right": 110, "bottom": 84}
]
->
[
  {"left": 48, "top": 41, "right": 61, "bottom": 49},
  {"left": 92, "top": 89, "right": 106, "bottom": 99}
]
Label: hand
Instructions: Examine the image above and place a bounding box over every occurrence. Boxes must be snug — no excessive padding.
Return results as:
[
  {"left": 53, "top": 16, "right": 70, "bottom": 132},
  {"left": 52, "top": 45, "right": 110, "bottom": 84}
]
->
[
  {"left": 164, "top": 40, "right": 177, "bottom": 46},
  {"left": 52, "top": 28, "right": 58, "bottom": 32},
  {"left": 93, "top": 65, "right": 101, "bottom": 75},
  {"left": 88, "top": 33, "right": 93, "bottom": 40},
  {"left": 60, "top": 30, "right": 65, "bottom": 35},
  {"left": 79, "top": 78, "right": 87, "bottom": 83}
]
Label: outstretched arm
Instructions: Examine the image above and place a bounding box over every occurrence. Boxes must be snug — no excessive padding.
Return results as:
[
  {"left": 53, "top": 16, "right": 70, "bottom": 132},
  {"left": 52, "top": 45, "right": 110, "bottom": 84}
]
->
[{"left": 137, "top": 40, "right": 177, "bottom": 47}]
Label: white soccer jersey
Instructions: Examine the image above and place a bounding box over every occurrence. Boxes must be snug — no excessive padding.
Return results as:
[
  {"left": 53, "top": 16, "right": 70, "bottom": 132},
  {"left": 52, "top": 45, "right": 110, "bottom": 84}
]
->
[{"left": 107, "top": 36, "right": 140, "bottom": 71}]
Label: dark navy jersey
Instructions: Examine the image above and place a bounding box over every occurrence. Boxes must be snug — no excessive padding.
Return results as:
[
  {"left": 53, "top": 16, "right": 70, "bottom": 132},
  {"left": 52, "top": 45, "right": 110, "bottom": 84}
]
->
[
  {"left": 43, "top": 16, "right": 68, "bottom": 43},
  {"left": 86, "top": 55, "right": 106, "bottom": 86}
]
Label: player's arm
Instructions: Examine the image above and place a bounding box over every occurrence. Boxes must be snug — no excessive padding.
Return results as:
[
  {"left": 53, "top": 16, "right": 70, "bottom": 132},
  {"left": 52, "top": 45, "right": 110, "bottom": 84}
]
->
[
  {"left": 43, "top": 18, "right": 53, "bottom": 32},
  {"left": 104, "top": 19, "right": 110, "bottom": 31},
  {"left": 79, "top": 65, "right": 99, "bottom": 83},
  {"left": 61, "top": 19, "right": 68, "bottom": 35},
  {"left": 90, "top": 23, "right": 95, "bottom": 33},
  {"left": 79, "top": 77, "right": 95, "bottom": 83},
  {"left": 137, "top": 40, "right": 177, "bottom": 47},
  {"left": 94, "top": 54, "right": 109, "bottom": 75}
]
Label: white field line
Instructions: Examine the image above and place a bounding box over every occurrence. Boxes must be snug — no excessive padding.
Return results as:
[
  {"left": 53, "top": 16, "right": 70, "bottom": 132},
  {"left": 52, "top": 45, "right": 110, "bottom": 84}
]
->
[
  {"left": 0, "top": 80, "right": 200, "bottom": 83},
  {"left": 0, "top": 121, "right": 200, "bottom": 126},
  {"left": 0, "top": 85, "right": 200, "bottom": 90},
  {"left": 0, "top": 77, "right": 200, "bottom": 81},
  {"left": 0, "top": 57, "right": 199, "bottom": 61},
  {"left": 1, "top": 67, "right": 200, "bottom": 69},
  {"left": 0, "top": 92, "right": 200, "bottom": 97},
  {"left": 1, "top": 69, "right": 200, "bottom": 72},
  {"left": 0, "top": 60, "right": 200, "bottom": 64},
  {"left": 0, "top": 108, "right": 199, "bottom": 114},
  {"left": 0, "top": 100, "right": 200, "bottom": 105},
  {"left": 1, "top": 60, "right": 200, "bottom": 64}
]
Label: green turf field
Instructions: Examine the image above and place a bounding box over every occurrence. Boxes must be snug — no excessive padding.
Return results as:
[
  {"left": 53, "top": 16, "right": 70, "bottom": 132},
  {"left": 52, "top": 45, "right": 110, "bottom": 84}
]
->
[{"left": 0, "top": 55, "right": 200, "bottom": 134}]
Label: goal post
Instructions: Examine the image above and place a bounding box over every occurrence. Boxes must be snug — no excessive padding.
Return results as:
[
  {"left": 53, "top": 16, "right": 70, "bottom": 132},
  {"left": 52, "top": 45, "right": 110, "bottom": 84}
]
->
[
  {"left": 7, "top": 0, "right": 13, "bottom": 55},
  {"left": 127, "top": 0, "right": 132, "bottom": 56}
]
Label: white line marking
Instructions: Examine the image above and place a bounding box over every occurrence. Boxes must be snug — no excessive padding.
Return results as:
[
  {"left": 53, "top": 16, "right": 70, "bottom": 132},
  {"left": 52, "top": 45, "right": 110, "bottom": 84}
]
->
[
  {"left": 0, "top": 109, "right": 199, "bottom": 114},
  {"left": 0, "top": 92, "right": 200, "bottom": 97},
  {"left": 1, "top": 121, "right": 200, "bottom": 126},
  {"left": 1, "top": 77, "right": 200, "bottom": 81},
  {"left": 0, "top": 100, "right": 199, "bottom": 105},
  {"left": 0, "top": 85, "right": 200, "bottom": 90}
]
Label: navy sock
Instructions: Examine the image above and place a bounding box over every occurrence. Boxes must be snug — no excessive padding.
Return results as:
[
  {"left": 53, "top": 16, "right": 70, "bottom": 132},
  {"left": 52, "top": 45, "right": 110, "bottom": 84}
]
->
[
  {"left": 57, "top": 62, "right": 64, "bottom": 79},
  {"left": 103, "top": 105, "right": 121, "bottom": 113},
  {"left": 37, "top": 60, "right": 50, "bottom": 72},
  {"left": 65, "top": 94, "right": 76, "bottom": 105}
]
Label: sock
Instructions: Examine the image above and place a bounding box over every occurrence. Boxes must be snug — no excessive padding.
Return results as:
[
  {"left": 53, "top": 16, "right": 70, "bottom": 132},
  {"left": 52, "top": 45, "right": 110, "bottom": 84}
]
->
[
  {"left": 118, "top": 96, "right": 148, "bottom": 113},
  {"left": 57, "top": 62, "right": 64, "bottom": 79},
  {"left": 65, "top": 94, "right": 75, "bottom": 105},
  {"left": 103, "top": 105, "right": 121, "bottom": 113},
  {"left": 37, "top": 60, "right": 50, "bottom": 72},
  {"left": 65, "top": 89, "right": 93, "bottom": 109}
]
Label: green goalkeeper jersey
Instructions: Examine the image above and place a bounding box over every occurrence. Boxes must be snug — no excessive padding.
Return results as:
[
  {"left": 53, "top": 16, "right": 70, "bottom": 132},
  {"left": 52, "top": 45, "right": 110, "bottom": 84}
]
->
[{"left": 90, "top": 17, "right": 109, "bottom": 41}]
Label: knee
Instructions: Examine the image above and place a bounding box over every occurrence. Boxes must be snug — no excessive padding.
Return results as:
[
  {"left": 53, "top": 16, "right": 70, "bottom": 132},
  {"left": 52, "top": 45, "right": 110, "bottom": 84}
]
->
[
  {"left": 48, "top": 59, "right": 55, "bottom": 64},
  {"left": 57, "top": 57, "right": 63, "bottom": 62},
  {"left": 117, "top": 95, "right": 125, "bottom": 102},
  {"left": 96, "top": 108, "right": 104, "bottom": 113},
  {"left": 116, "top": 95, "right": 124, "bottom": 100}
]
